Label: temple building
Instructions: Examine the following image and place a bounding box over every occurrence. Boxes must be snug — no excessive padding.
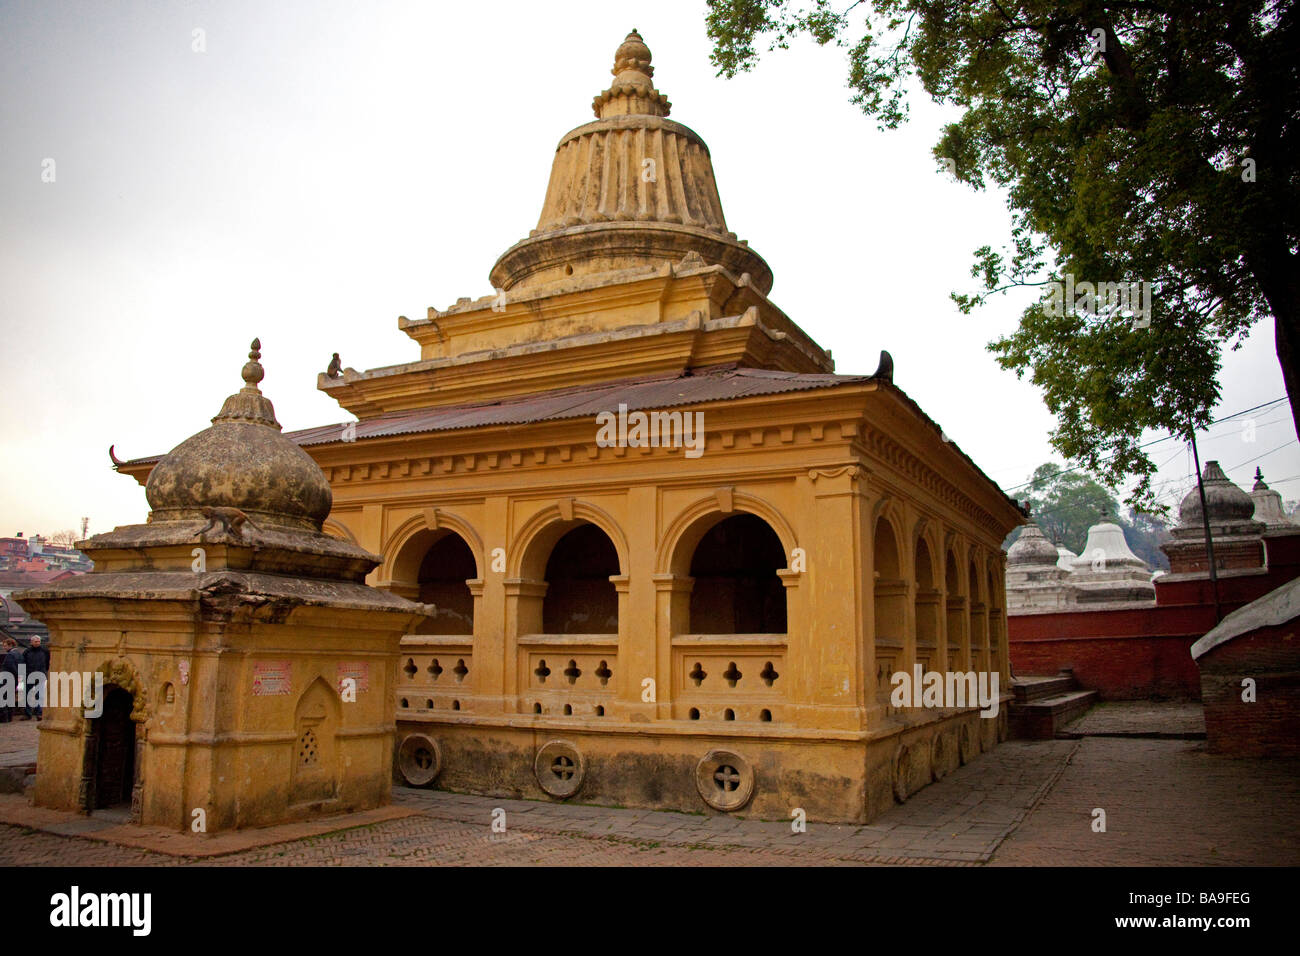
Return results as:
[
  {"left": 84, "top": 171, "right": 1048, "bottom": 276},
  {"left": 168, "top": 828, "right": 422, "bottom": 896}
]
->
[{"left": 115, "top": 31, "right": 1024, "bottom": 823}]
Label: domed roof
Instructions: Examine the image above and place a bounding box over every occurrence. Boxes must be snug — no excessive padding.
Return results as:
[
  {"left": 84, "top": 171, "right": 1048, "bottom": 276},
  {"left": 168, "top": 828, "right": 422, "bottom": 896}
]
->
[
  {"left": 145, "top": 340, "right": 332, "bottom": 532},
  {"left": 1249, "top": 468, "right": 1296, "bottom": 528},
  {"left": 489, "top": 30, "right": 772, "bottom": 294},
  {"left": 1056, "top": 546, "right": 1077, "bottom": 571},
  {"left": 1178, "top": 460, "right": 1255, "bottom": 527},
  {"left": 1008, "top": 523, "right": 1058, "bottom": 566},
  {"left": 1071, "top": 520, "right": 1149, "bottom": 572}
]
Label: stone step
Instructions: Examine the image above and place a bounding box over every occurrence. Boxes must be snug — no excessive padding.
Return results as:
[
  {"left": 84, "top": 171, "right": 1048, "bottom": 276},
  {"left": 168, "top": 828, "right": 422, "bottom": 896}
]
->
[
  {"left": 1008, "top": 689, "right": 1099, "bottom": 740},
  {"left": 1011, "top": 673, "right": 1077, "bottom": 703}
]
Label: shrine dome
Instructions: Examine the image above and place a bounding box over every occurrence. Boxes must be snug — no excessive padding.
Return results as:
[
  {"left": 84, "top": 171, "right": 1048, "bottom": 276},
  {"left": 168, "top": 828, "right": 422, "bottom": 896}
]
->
[
  {"left": 1177, "top": 461, "right": 1255, "bottom": 527},
  {"left": 145, "top": 340, "right": 333, "bottom": 532},
  {"left": 1008, "top": 523, "right": 1059, "bottom": 566}
]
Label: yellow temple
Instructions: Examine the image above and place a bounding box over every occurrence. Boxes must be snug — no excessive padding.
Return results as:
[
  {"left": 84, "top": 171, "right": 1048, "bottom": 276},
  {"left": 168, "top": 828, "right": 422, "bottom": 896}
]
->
[{"left": 119, "top": 30, "right": 1023, "bottom": 822}]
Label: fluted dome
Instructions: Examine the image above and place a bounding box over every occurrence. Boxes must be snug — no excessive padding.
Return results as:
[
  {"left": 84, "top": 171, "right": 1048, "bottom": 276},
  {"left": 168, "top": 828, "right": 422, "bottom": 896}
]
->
[
  {"left": 1178, "top": 460, "right": 1255, "bottom": 527},
  {"left": 490, "top": 30, "right": 772, "bottom": 294},
  {"left": 1071, "top": 521, "right": 1149, "bottom": 572},
  {"left": 146, "top": 340, "right": 332, "bottom": 532},
  {"left": 1008, "top": 523, "right": 1059, "bottom": 566}
]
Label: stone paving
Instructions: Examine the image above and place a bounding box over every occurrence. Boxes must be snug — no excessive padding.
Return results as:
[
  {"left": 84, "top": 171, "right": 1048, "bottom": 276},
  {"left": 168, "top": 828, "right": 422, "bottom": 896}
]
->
[
  {"left": 0, "top": 706, "right": 1295, "bottom": 866},
  {"left": 991, "top": 737, "right": 1300, "bottom": 866},
  {"left": 1059, "top": 700, "right": 1206, "bottom": 738},
  {"left": 0, "top": 718, "right": 37, "bottom": 765}
]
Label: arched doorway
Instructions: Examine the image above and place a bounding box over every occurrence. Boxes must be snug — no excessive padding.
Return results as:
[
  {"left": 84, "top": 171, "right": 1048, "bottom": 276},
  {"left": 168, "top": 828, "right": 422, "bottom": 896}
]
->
[
  {"left": 92, "top": 686, "right": 135, "bottom": 810},
  {"left": 687, "top": 513, "right": 787, "bottom": 634}
]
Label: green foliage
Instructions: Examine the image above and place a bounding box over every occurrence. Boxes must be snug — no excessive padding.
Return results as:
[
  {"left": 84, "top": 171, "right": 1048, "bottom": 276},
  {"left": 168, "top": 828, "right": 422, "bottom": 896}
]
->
[
  {"left": 706, "top": 1, "right": 1299, "bottom": 511},
  {"left": 1022, "top": 461, "right": 1119, "bottom": 553}
]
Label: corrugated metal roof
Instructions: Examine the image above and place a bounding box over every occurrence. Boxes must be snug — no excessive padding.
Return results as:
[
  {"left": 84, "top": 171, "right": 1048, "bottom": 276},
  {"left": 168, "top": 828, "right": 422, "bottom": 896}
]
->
[
  {"left": 116, "top": 361, "right": 1025, "bottom": 517},
  {"left": 125, "top": 365, "right": 870, "bottom": 463}
]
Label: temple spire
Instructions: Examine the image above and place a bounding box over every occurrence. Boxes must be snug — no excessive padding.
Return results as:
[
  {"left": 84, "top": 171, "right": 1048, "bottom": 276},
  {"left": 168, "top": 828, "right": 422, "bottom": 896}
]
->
[{"left": 593, "top": 29, "right": 671, "bottom": 118}]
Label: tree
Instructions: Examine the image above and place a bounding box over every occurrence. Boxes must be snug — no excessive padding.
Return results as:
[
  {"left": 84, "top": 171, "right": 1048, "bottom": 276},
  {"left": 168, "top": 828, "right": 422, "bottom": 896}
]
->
[
  {"left": 1123, "top": 508, "right": 1172, "bottom": 571},
  {"left": 1020, "top": 462, "right": 1118, "bottom": 553},
  {"left": 706, "top": 0, "right": 1299, "bottom": 510},
  {"left": 47, "top": 530, "right": 79, "bottom": 549}
]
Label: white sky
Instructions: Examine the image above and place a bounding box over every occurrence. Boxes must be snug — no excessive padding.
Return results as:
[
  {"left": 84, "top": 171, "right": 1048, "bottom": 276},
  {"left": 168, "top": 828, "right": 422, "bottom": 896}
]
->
[{"left": 2, "top": 0, "right": 1296, "bottom": 539}]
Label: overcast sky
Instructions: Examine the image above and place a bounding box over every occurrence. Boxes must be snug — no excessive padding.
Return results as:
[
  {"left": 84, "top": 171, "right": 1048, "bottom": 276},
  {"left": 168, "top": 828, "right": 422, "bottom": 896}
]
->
[{"left": 2, "top": 0, "right": 1296, "bottom": 540}]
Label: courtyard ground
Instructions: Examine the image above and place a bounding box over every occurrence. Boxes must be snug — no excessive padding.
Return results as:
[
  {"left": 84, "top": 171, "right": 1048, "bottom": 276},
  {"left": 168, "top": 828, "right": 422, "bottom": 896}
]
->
[{"left": 0, "top": 702, "right": 1295, "bottom": 866}]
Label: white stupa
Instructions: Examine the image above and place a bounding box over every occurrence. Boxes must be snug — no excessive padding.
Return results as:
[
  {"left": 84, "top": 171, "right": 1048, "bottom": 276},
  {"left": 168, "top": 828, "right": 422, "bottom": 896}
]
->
[
  {"left": 1005, "top": 523, "right": 1076, "bottom": 610},
  {"left": 1250, "top": 468, "right": 1296, "bottom": 529},
  {"left": 1068, "top": 516, "right": 1156, "bottom": 605}
]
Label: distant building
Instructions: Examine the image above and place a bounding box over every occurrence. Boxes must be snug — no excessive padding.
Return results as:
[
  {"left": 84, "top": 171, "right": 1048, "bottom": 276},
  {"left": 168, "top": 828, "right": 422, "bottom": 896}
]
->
[{"left": 1, "top": 568, "right": 81, "bottom": 646}]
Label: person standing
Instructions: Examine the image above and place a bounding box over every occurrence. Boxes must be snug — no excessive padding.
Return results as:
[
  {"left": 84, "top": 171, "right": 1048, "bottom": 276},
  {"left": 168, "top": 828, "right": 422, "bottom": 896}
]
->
[
  {"left": 22, "top": 636, "right": 49, "bottom": 721},
  {"left": 0, "top": 638, "right": 18, "bottom": 722}
]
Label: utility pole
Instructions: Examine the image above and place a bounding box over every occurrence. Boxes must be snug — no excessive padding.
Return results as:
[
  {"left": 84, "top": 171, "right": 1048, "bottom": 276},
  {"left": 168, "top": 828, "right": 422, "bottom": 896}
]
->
[
  {"left": 1187, "top": 425, "right": 1222, "bottom": 623},
  {"left": 80, "top": 516, "right": 89, "bottom": 541}
]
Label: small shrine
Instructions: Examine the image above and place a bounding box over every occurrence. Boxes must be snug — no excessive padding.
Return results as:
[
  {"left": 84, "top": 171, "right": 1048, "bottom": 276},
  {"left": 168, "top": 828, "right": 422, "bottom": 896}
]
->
[{"left": 17, "top": 342, "right": 428, "bottom": 831}]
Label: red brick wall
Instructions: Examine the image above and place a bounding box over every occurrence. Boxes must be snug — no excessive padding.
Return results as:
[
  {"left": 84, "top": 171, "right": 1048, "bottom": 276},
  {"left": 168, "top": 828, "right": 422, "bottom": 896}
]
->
[
  {"left": 1197, "top": 625, "right": 1300, "bottom": 757},
  {"left": 1010, "top": 620, "right": 1204, "bottom": 698},
  {"left": 1011, "top": 540, "right": 1300, "bottom": 699}
]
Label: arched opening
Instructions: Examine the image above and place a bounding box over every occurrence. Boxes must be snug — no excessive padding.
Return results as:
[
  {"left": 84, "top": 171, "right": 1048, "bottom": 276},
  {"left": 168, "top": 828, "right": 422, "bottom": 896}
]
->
[
  {"left": 945, "top": 550, "right": 966, "bottom": 671},
  {"left": 542, "top": 523, "right": 620, "bottom": 634},
  {"left": 687, "top": 514, "right": 787, "bottom": 634},
  {"left": 873, "top": 517, "right": 906, "bottom": 701},
  {"left": 90, "top": 685, "right": 135, "bottom": 810},
  {"left": 914, "top": 538, "right": 939, "bottom": 672},
  {"left": 987, "top": 568, "right": 1004, "bottom": 677},
  {"left": 415, "top": 533, "right": 476, "bottom": 635},
  {"left": 969, "top": 558, "right": 988, "bottom": 673}
]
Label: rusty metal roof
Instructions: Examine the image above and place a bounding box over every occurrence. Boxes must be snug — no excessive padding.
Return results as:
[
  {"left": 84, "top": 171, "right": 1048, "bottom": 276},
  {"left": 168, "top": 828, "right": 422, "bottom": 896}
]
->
[
  {"left": 124, "top": 365, "right": 871, "bottom": 464},
  {"left": 116, "top": 361, "right": 1025, "bottom": 518}
]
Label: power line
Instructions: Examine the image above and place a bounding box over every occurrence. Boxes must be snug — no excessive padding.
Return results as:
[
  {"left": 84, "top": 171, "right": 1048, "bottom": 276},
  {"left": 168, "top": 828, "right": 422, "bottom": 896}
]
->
[{"left": 1003, "top": 396, "right": 1290, "bottom": 494}]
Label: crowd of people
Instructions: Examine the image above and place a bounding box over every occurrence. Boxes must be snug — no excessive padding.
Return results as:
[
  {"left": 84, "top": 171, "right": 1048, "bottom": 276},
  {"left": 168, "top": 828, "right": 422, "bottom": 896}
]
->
[{"left": 0, "top": 636, "right": 49, "bottom": 722}]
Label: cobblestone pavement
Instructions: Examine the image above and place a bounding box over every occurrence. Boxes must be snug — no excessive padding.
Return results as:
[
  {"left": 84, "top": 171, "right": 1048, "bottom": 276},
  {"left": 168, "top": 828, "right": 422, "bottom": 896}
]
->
[
  {"left": 1, "top": 716, "right": 1295, "bottom": 866},
  {"left": 1060, "top": 701, "right": 1206, "bottom": 738}
]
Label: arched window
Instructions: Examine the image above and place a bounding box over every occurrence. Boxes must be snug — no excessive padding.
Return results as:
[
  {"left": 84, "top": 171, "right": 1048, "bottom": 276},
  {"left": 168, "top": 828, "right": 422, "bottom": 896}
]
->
[
  {"left": 416, "top": 533, "right": 476, "bottom": 635},
  {"left": 543, "top": 524, "right": 620, "bottom": 634},
  {"left": 688, "top": 514, "right": 787, "bottom": 634}
]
